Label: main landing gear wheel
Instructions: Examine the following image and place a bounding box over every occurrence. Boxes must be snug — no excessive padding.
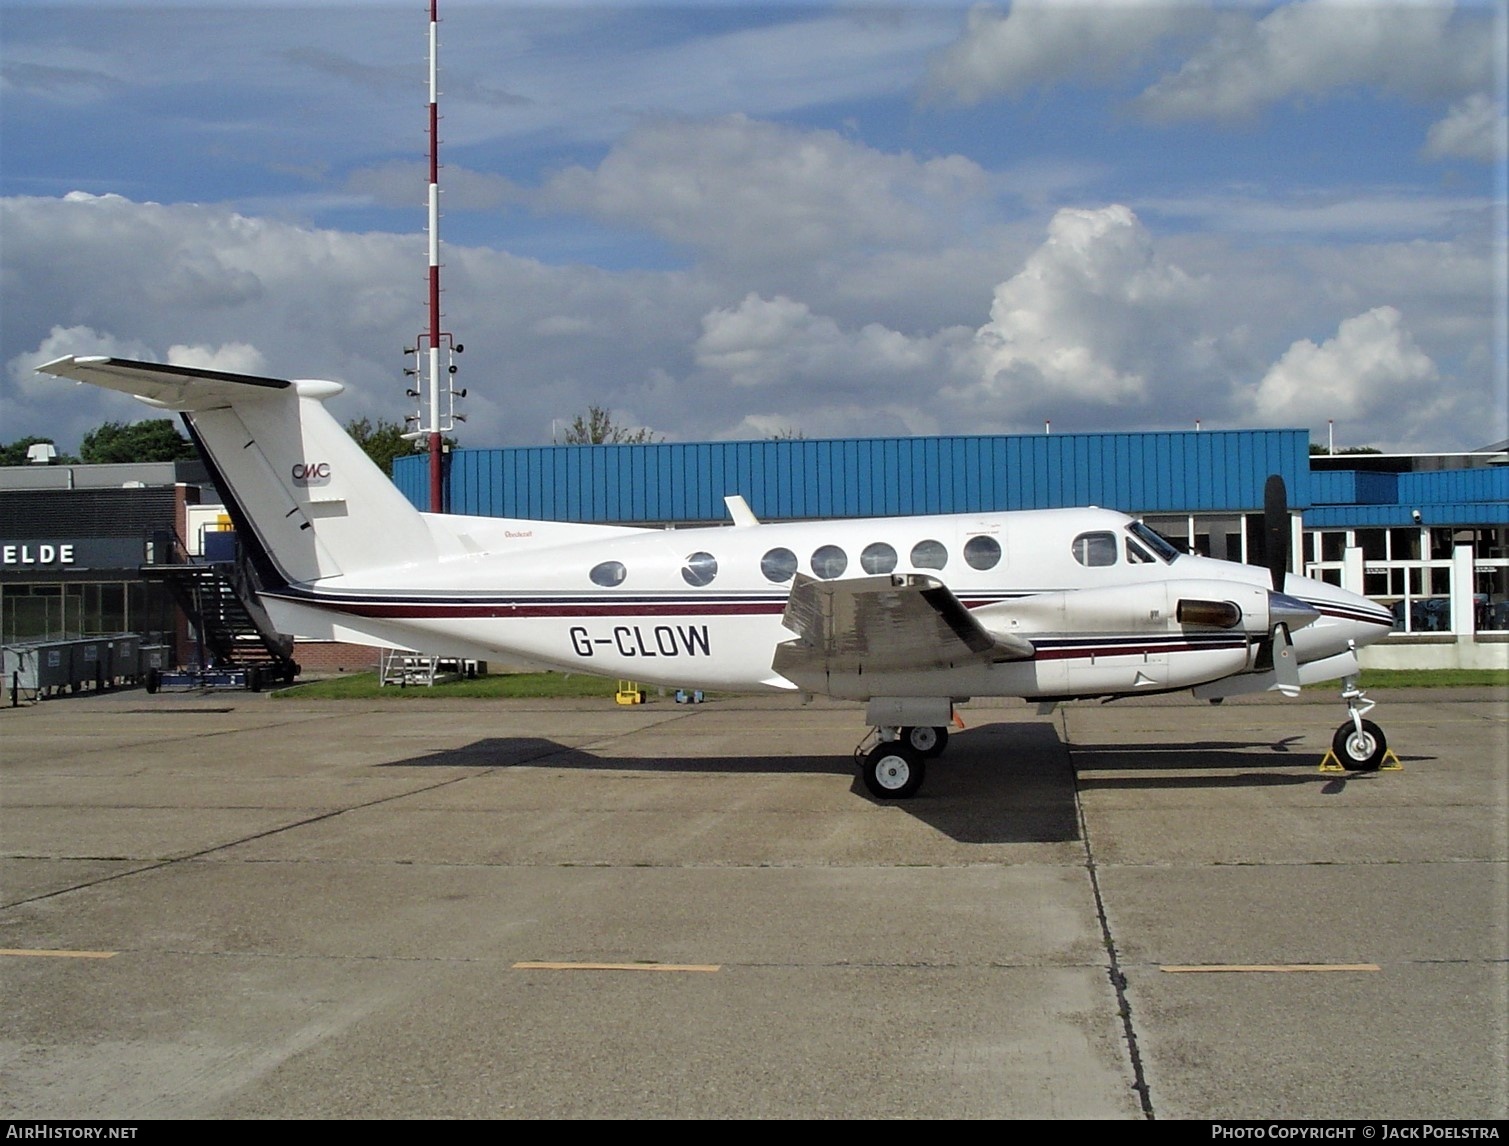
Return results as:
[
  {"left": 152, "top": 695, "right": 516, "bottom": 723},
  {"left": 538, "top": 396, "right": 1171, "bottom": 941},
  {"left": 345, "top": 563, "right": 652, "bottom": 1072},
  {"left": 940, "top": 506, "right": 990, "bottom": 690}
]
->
[
  {"left": 902, "top": 725, "right": 949, "bottom": 757},
  {"left": 1332, "top": 718, "right": 1387, "bottom": 772},
  {"left": 862, "top": 742, "right": 925, "bottom": 800}
]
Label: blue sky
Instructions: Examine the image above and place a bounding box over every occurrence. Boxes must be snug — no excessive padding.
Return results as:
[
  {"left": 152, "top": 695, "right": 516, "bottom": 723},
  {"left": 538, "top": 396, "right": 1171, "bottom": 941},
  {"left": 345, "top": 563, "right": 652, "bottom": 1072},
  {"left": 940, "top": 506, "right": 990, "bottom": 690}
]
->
[{"left": 3, "top": 1, "right": 1505, "bottom": 456}]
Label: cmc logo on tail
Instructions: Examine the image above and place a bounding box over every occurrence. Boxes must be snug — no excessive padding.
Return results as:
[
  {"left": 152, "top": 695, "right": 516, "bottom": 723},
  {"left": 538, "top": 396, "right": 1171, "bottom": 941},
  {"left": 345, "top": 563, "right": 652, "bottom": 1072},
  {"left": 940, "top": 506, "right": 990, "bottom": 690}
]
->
[{"left": 291, "top": 462, "right": 331, "bottom": 485}]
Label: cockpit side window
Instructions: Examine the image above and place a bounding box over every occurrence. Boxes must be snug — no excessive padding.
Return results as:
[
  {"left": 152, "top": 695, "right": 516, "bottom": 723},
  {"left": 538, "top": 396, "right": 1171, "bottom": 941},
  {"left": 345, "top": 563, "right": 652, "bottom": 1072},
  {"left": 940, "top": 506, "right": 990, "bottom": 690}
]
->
[
  {"left": 1072, "top": 531, "right": 1118, "bottom": 567},
  {"left": 1127, "top": 521, "right": 1180, "bottom": 563}
]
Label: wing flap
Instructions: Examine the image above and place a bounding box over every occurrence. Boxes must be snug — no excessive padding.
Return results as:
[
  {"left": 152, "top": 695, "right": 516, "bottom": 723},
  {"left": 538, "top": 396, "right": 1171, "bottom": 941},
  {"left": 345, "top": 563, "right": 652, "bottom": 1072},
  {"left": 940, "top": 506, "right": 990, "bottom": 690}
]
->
[{"left": 773, "top": 573, "right": 1033, "bottom": 678}]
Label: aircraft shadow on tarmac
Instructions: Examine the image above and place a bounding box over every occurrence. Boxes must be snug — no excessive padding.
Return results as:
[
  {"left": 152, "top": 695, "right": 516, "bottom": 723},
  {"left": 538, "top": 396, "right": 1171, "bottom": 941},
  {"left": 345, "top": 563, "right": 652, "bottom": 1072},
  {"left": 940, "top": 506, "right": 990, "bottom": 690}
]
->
[
  {"left": 368, "top": 716, "right": 1438, "bottom": 843},
  {"left": 1069, "top": 736, "right": 1434, "bottom": 793},
  {"left": 373, "top": 720, "right": 1080, "bottom": 843}
]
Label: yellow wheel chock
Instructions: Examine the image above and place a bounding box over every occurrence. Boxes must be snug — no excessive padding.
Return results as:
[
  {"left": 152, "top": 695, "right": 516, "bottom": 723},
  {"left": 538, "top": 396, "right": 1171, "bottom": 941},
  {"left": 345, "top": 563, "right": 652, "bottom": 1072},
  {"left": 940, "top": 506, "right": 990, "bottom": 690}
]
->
[{"left": 1319, "top": 748, "right": 1403, "bottom": 773}]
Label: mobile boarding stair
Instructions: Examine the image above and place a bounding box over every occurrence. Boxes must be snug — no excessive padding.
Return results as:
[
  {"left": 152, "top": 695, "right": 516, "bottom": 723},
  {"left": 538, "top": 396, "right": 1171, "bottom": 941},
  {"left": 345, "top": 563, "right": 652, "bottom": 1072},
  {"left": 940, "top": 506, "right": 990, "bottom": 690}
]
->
[{"left": 140, "top": 531, "right": 300, "bottom": 691}]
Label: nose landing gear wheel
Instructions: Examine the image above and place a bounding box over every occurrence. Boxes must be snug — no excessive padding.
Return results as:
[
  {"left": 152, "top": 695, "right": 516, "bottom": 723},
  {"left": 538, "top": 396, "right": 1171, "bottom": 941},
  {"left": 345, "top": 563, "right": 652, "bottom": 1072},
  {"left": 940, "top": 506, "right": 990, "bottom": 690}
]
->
[
  {"left": 862, "top": 742, "right": 925, "bottom": 799},
  {"left": 1332, "top": 718, "right": 1387, "bottom": 772}
]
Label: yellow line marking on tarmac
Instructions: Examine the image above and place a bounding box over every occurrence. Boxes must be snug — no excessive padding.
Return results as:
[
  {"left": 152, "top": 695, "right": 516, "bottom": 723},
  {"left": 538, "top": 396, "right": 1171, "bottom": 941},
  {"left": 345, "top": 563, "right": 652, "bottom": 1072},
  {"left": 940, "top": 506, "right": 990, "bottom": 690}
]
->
[
  {"left": 0, "top": 948, "right": 118, "bottom": 959},
  {"left": 513, "top": 961, "right": 720, "bottom": 973},
  {"left": 1160, "top": 963, "right": 1380, "bottom": 973}
]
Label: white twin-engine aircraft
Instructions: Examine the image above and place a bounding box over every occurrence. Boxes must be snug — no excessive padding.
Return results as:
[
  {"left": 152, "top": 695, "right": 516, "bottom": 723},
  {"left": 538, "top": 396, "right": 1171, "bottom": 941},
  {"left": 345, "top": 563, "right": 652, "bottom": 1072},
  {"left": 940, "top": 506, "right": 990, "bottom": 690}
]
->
[{"left": 42, "top": 356, "right": 1397, "bottom": 798}]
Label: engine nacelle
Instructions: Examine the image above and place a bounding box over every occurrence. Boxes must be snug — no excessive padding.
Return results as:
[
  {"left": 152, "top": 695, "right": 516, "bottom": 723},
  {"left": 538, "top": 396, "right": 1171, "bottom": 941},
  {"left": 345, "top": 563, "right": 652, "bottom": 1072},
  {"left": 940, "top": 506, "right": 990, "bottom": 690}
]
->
[{"left": 972, "top": 578, "right": 1279, "bottom": 640}]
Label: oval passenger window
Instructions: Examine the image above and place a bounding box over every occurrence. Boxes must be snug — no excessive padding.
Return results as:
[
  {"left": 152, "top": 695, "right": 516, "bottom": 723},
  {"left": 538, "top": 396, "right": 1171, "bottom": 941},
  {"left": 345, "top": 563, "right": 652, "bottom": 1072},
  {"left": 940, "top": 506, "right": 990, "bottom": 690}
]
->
[
  {"left": 910, "top": 539, "right": 948, "bottom": 570},
  {"left": 861, "top": 542, "right": 897, "bottom": 574},
  {"left": 963, "top": 535, "right": 1001, "bottom": 570},
  {"left": 811, "top": 545, "right": 848, "bottom": 579},
  {"left": 761, "top": 547, "right": 798, "bottom": 583},
  {"left": 682, "top": 551, "right": 718, "bottom": 587},
  {"left": 589, "top": 560, "right": 627, "bottom": 587}
]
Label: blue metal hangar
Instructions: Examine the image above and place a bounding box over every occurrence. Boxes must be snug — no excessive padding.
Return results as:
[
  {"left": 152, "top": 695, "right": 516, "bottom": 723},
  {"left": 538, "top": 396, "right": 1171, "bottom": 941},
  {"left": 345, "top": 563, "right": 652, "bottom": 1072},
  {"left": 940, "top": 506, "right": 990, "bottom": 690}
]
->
[{"left": 394, "top": 428, "right": 1507, "bottom": 671}]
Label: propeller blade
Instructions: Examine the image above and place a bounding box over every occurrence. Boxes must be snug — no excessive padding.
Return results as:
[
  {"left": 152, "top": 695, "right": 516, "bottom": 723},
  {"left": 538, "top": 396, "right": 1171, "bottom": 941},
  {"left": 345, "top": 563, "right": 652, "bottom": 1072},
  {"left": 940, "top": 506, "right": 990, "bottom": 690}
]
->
[{"left": 1264, "top": 474, "right": 1290, "bottom": 593}]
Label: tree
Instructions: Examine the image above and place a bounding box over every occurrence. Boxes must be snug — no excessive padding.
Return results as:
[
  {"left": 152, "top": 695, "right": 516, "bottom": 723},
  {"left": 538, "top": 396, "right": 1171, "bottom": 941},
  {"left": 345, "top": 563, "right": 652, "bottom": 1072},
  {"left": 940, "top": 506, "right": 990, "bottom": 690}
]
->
[
  {"left": 562, "top": 405, "right": 661, "bottom": 445},
  {"left": 78, "top": 419, "right": 195, "bottom": 464},
  {"left": 1310, "top": 444, "right": 1383, "bottom": 455},
  {"left": 345, "top": 417, "right": 414, "bottom": 477},
  {"left": 769, "top": 427, "right": 806, "bottom": 440},
  {"left": 345, "top": 417, "right": 456, "bottom": 477},
  {"left": 0, "top": 436, "right": 78, "bottom": 466}
]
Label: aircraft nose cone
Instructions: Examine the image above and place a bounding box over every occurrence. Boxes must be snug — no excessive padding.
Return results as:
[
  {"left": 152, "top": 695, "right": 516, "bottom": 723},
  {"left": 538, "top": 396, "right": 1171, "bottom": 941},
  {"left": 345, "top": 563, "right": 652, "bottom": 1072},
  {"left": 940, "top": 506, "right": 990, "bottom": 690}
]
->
[{"left": 1299, "top": 579, "right": 1395, "bottom": 648}]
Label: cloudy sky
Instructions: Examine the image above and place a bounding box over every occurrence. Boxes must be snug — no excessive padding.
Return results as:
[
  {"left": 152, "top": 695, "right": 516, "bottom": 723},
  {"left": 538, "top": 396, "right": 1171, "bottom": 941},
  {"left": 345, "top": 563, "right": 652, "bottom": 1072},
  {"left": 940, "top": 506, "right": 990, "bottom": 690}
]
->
[{"left": 3, "top": 1, "right": 1505, "bottom": 457}]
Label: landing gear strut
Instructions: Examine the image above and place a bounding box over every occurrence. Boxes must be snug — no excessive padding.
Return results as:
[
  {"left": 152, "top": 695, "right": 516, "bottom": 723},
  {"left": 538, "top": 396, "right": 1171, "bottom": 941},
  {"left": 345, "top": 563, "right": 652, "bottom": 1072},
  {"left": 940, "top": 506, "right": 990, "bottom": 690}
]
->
[{"left": 1332, "top": 673, "right": 1387, "bottom": 772}]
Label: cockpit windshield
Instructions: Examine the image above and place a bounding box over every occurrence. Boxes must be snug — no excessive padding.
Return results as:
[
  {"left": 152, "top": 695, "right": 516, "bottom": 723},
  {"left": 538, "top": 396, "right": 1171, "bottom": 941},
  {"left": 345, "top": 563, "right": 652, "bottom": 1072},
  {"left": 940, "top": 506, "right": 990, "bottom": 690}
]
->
[{"left": 1127, "top": 521, "right": 1180, "bottom": 563}]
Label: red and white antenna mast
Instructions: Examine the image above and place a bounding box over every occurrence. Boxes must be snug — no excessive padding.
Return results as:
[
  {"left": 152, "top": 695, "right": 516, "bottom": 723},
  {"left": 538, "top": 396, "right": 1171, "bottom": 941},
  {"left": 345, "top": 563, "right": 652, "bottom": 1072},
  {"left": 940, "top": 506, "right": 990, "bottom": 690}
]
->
[{"left": 404, "top": 0, "right": 463, "bottom": 512}]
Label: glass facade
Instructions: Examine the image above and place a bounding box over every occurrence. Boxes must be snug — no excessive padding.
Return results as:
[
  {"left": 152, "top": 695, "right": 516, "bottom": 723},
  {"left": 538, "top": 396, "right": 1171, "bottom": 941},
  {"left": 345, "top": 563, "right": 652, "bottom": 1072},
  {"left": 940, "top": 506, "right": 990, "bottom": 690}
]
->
[{"left": 1, "top": 580, "right": 176, "bottom": 645}]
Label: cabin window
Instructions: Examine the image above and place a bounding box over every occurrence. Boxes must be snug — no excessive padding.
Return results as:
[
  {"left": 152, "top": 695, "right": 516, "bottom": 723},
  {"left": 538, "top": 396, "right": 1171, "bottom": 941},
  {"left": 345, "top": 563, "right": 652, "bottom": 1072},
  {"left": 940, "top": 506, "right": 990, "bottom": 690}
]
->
[
  {"left": 861, "top": 542, "right": 897, "bottom": 574},
  {"left": 682, "top": 551, "right": 718, "bottom": 587},
  {"left": 761, "top": 547, "right": 798, "bottom": 583},
  {"left": 963, "top": 535, "right": 1001, "bottom": 570},
  {"left": 910, "top": 539, "right": 948, "bottom": 570},
  {"left": 589, "top": 560, "right": 627, "bottom": 587},
  {"left": 811, "top": 545, "right": 848, "bottom": 579},
  {"left": 1072, "top": 532, "right": 1118, "bottom": 567}
]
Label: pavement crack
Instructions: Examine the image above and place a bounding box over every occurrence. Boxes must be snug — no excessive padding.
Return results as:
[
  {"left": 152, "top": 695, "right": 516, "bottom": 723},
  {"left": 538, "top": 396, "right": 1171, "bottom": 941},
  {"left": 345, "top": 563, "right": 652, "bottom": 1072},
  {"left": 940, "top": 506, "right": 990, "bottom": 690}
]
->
[{"left": 1065, "top": 708, "right": 1156, "bottom": 1121}]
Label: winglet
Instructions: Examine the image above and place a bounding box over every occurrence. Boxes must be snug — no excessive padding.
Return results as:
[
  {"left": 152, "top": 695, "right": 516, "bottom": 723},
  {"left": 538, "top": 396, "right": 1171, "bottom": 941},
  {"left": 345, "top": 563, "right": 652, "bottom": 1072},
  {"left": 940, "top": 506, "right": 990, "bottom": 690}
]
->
[{"left": 724, "top": 494, "right": 761, "bottom": 527}]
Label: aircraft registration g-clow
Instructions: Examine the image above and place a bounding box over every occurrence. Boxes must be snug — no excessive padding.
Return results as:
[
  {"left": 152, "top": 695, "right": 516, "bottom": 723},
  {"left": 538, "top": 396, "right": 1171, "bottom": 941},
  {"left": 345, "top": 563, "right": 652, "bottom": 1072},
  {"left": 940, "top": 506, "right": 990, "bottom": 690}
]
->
[{"left": 40, "top": 355, "right": 1397, "bottom": 798}]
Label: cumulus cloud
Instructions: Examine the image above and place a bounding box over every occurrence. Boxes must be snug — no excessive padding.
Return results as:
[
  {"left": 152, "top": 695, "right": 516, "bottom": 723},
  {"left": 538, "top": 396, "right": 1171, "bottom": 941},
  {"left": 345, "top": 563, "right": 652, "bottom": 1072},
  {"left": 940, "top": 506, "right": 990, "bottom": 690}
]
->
[
  {"left": 925, "top": 0, "right": 1197, "bottom": 105},
  {"left": 1248, "top": 306, "right": 1440, "bottom": 428},
  {"left": 963, "top": 204, "right": 1204, "bottom": 410},
  {"left": 1136, "top": 0, "right": 1492, "bottom": 123},
  {"left": 5, "top": 325, "right": 158, "bottom": 447},
  {"left": 166, "top": 342, "right": 269, "bottom": 376},
  {"left": 1423, "top": 94, "right": 1506, "bottom": 162},
  {"left": 1, "top": 183, "right": 1498, "bottom": 456},
  {"left": 543, "top": 115, "right": 991, "bottom": 265},
  {"left": 695, "top": 292, "right": 962, "bottom": 392},
  {"left": 344, "top": 161, "right": 522, "bottom": 212}
]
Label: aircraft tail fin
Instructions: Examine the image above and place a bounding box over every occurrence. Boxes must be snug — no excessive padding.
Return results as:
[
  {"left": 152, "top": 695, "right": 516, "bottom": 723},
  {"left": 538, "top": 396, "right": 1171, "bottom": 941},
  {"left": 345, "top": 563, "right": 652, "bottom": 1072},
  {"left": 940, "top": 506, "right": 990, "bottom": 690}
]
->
[{"left": 39, "top": 356, "right": 436, "bottom": 586}]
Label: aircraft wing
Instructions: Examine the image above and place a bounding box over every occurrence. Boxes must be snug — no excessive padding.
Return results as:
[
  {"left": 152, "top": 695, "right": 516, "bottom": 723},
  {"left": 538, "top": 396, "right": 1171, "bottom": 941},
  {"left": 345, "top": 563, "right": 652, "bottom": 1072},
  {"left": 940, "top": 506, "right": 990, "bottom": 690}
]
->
[
  {"left": 773, "top": 573, "right": 1033, "bottom": 678},
  {"left": 39, "top": 356, "right": 295, "bottom": 411}
]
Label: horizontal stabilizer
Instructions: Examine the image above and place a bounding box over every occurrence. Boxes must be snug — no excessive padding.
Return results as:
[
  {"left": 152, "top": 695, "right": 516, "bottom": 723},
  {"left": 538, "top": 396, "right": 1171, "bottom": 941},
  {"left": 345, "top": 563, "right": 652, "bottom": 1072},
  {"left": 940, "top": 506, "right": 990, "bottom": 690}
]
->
[
  {"left": 39, "top": 356, "right": 306, "bottom": 411},
  {"left": 774, "top": 573, "right": 1033, "bottom": 678},
  {"left": 39, "top": 353, "right": 430, "bottom": 586}
]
